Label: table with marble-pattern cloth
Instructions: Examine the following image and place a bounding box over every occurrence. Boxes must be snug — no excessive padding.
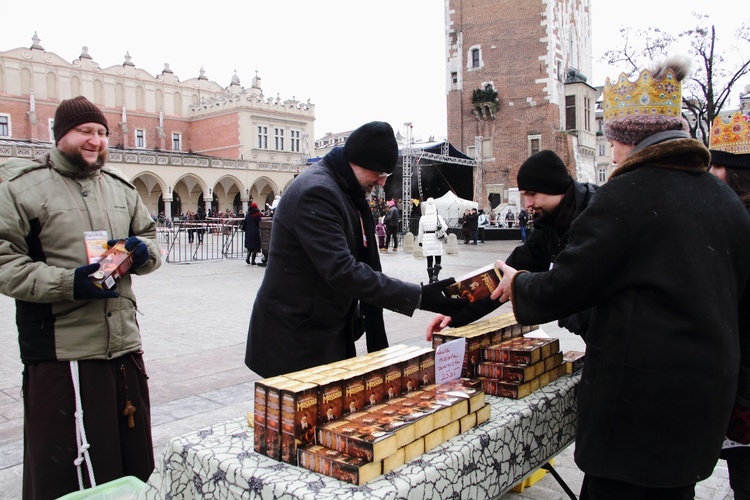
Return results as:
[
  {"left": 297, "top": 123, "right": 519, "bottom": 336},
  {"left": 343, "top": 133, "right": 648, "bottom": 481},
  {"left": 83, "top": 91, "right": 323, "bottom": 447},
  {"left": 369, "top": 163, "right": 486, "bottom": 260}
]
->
[{"left": 140, "top": 373, "right": 579, "bottom": 499}]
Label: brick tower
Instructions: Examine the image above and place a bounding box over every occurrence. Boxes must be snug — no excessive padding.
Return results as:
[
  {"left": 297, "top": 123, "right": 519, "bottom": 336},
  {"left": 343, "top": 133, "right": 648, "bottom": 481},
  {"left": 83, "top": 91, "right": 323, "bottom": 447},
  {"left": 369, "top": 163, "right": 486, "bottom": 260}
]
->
[{"left": 445, "top": 0, "right": 596, "bottom": 207}]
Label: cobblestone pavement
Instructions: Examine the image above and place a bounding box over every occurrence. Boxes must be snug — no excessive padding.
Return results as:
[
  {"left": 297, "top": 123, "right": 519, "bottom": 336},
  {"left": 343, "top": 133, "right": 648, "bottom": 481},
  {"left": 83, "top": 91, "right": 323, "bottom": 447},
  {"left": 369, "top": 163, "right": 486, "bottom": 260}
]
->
[{"left": 0, "top": 238, "right": 732, "bottom": 499}]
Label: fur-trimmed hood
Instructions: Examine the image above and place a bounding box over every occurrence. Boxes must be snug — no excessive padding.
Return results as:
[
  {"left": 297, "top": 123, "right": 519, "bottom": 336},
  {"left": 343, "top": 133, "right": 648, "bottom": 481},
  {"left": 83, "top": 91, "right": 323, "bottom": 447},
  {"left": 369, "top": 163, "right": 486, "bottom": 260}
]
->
[{"left": 611, "top": 133, "right": 709, "bottom": 180}]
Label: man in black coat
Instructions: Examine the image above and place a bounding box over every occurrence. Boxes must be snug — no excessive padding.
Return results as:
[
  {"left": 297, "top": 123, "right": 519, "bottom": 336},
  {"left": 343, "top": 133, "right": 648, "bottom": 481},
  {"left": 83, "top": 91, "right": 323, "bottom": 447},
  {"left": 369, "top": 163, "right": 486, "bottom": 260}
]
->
[
  {"left": 466, "top": 208, "right": 479, "bottom": 244},
  {"left": 245, "top": 121, "right": 467, "bottom": 378},
  {"left": 427, "top": 150, "right": 597, "bottom": 338},
  {"left": 383, "top": 199, "right": 400, "bottom": 251}
]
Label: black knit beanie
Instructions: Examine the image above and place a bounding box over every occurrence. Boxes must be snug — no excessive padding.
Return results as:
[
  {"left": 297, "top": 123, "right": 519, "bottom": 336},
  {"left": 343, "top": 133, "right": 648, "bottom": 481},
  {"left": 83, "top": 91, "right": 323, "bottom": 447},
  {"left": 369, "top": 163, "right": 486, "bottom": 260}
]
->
[
  {"left": 344, "top": 121, "right": 399, "bottom": 174},
  {"left": 710, "top": 150, "right": 750, "bottom": 169},
  {"left": 517, "top": 150, "right": 572, "bottom": 194},
  {"left": 53, "top": 96, "right": 109, "bottom": 143}
]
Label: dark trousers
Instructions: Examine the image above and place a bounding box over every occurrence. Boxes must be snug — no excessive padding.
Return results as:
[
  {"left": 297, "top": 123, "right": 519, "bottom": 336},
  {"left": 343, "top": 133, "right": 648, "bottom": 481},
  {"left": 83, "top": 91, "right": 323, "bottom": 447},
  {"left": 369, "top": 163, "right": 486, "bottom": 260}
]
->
[
  {"left": 23, "top": 354, "right": 154, "bottom": 500},
  {"left": 385, "top": 226, "right": 399, "bottom": 249},
  {"left": 580, "top": 474, "right": 695, "bottom": 500},
  {"left": 722, "top": 447, "right": 750, "bottom": 499},
  {"left": 426, "top": 256, "right": 442, "bottom": 267}
]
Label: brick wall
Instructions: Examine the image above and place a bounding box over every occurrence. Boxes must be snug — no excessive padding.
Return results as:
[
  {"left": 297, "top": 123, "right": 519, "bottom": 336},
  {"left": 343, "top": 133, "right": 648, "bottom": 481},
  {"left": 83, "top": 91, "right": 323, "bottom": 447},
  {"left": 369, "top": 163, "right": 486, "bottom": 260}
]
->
[
  {"left": 190, "top": 113, "right": 241, "bottom": 158},
  {"left": 447, "top": 0, "right": 583, "bottom": 201}
]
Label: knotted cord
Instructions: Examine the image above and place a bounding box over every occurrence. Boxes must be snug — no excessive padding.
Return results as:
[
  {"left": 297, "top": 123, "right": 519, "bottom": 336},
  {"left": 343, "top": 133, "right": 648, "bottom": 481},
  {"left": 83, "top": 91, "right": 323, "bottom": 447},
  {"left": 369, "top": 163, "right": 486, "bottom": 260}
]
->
[{"left": 70, "top": 360, "right": 96, "bottom": 490}]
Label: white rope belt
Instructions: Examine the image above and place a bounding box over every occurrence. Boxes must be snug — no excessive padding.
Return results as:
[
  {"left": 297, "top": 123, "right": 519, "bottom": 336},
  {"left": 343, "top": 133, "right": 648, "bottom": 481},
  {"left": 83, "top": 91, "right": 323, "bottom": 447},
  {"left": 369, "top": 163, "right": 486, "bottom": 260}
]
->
[{"left": 70, "top": 360, "right": 96, "bottom": 490}]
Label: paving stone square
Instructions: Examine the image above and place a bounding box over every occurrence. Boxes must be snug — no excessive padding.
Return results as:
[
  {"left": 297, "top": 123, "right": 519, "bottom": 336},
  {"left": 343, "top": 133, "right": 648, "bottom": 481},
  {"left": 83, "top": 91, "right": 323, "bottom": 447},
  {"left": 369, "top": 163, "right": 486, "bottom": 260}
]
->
[{"left": 0, "top": 238, "right": 733, "bottom": 499}]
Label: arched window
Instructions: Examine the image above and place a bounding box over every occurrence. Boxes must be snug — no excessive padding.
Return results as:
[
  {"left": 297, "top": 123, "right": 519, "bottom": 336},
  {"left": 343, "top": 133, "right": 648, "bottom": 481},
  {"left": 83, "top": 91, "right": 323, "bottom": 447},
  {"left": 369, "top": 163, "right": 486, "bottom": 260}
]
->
[
  {"left": 115, "top": 83, "right": 124, "bottom": 107},
  {"left": 155, "top": 89, "right": 163, "bottom": 112},
  {"left": 46, "top": 72, "right": 57, "bottom": 99},
  {"left": 136, "top": 86, "right": 145, "bottom": 110},
  {"left": 71, "top": 76, "right": 81, "bottom": 97},
  {"left": 569, "top": 24, "right": 579, "bottom": 69},
  {"left": 93, "top": 80, "right": 104, "bottom": 104},
  {"left": 173, "top": 92, "right": 183, "bottom": 116},
  {"left": 20, "top": 68, "right": 32, "bottom": 95},
  {"left": 470, "top": 47, "right": 481, "bottom": 69}
]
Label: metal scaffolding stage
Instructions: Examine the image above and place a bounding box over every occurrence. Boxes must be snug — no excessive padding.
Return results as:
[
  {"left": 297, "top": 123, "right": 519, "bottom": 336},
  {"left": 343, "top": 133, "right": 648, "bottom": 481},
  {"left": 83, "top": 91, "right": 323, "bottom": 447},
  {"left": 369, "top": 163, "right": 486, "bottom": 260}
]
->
[{"left": 398, "top": 125, "right": 477, "bottom": 230}]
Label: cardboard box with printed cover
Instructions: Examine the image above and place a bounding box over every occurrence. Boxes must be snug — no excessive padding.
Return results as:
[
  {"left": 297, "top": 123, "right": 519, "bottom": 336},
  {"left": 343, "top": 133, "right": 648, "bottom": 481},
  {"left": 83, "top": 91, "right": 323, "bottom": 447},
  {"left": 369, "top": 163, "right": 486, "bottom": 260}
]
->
[{"left": 443, "top": 262, "right": 503, "bottom": 302}]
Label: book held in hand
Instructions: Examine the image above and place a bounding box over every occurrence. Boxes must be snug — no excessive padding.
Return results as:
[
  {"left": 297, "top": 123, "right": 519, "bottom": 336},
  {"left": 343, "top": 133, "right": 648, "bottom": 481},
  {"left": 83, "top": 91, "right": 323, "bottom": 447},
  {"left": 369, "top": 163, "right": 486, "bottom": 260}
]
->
[
  {"left": 442, "top": 262, "right": 503, "bottom": 302},
  {"left": 88, "top": 240, "right": 134, "bottom": 290}
]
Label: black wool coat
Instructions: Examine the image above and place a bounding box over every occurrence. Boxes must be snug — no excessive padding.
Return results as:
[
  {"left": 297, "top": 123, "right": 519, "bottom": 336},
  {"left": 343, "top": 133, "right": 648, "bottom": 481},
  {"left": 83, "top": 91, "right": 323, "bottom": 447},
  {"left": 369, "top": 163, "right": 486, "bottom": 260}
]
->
[
  {"left": 243, "top": 207, "right": 262, "bottom": 251},
  {"left": 245, "top": 150, "right": 421, "bottom": 378},
  {"left": 511, "top": 136, "right": 750, "bottom": 487}
]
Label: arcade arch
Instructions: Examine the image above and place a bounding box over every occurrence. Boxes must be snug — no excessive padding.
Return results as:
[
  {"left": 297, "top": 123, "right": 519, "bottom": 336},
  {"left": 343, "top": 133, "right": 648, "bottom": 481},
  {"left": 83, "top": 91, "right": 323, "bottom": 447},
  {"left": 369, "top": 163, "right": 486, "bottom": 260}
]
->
[
  {"left": 129, "top": 171, "right": 288, "bottom": 219},
  {"left": 173, "top": 174, "right": 208, "bottom": 215},
  {"left": 132, "top": 172, "right": 166, "bottom": 217},
  {"left": 249, "top": 177, "right": 280, "bottom": 211},
  {"left": 212, "top": 175, "right": 244, "bottom": 215}
]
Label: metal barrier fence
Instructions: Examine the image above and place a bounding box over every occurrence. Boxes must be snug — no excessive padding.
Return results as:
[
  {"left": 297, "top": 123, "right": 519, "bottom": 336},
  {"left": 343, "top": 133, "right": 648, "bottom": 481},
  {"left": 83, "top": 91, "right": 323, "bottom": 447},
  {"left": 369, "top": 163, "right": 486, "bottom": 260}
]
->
[
  {"left": 158, "top": 218, "right": 246, "bottom": 264},
  {"left": 157, "top": 216, "right": 431, "bottom": 264}
]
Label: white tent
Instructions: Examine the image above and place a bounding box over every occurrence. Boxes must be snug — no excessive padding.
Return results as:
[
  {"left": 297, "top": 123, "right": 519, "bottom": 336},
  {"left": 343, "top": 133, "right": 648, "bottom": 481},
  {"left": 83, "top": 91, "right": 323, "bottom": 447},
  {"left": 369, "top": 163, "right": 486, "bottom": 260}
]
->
[{"left": 431, "top": 191, "right": 478, "bottom": 228}]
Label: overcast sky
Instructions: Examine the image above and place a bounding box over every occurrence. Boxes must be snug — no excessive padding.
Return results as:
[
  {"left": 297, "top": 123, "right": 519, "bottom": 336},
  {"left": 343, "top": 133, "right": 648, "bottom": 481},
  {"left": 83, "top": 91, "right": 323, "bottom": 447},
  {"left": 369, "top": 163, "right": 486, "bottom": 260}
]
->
[{"left": 1, "top": 1, "right": 748, "bottom": 144}]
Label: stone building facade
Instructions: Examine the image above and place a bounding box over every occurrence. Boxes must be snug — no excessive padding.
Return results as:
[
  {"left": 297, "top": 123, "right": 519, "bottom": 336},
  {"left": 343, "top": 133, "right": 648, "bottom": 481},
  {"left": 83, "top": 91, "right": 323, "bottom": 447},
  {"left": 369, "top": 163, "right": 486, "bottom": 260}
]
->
[
  {"left": 445, "top": 0, "right": 597, "bottom": 206},
  {"left": 0, "top": 33, "right": 314, "bottom": 218}
]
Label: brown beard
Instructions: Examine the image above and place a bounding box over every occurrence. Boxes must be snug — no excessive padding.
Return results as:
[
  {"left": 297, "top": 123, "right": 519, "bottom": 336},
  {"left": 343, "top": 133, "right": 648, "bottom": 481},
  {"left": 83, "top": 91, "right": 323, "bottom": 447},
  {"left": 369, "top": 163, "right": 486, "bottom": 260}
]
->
[{"left": 68, "top": 148, "right": 108, "bottom": 174}]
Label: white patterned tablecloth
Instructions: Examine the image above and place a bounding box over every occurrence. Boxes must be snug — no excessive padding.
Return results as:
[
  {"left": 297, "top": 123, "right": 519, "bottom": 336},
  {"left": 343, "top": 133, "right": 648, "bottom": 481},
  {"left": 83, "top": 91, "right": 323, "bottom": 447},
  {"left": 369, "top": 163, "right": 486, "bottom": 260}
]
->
[{"left": 140, "top": 373, "right": 579, "bottom": 499}]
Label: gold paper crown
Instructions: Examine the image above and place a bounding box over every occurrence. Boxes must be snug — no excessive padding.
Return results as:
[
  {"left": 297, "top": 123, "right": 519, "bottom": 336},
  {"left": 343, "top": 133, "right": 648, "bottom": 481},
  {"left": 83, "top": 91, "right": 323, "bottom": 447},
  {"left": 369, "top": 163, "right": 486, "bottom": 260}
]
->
[
  {"left": 709, "top": 112, "right": 750, "bottom": 155},
  {"left": 602, "top": 68, "right": 682, "bottom": 121}
]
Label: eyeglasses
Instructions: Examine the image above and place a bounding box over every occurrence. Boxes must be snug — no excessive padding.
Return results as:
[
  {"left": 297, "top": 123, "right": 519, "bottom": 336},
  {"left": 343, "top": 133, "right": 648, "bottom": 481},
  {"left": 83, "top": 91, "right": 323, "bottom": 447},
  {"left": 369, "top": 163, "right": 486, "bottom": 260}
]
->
[
  {"left": 377, "top": 172, "right": 393, "bottom": 179},
  {"left": 74, "top": 127, "right": 109, "bottom": 138}
]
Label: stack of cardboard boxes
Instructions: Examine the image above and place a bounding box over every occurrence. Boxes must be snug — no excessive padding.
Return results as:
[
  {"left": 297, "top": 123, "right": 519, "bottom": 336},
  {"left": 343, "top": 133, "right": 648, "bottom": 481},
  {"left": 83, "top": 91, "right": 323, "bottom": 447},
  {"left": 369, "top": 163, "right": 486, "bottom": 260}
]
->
[
  {"left": 251, "top": 312, "right": 585, "bottom": 485},
  {"left": 431, "top": 311, "right": 568, "bottom": 399},
  {"left": 479, "top": 337, "right": 565, "bottom": 398},
  {"left": 252, "top": 344, "right": 490, "bottom": 485}
]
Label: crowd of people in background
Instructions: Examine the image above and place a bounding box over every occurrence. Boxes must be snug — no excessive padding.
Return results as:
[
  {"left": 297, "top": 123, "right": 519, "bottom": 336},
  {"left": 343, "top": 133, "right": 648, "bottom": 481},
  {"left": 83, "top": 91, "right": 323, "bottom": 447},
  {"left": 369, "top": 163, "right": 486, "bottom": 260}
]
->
[
  {"left": 150, "top": 204, "right": 284, "bottom": 230},
  {"left": 148, "top": 192, "right": 536, "bottom": 251},
  {"left": 366, "top": 195, "right": 533, "bottom": 240}
]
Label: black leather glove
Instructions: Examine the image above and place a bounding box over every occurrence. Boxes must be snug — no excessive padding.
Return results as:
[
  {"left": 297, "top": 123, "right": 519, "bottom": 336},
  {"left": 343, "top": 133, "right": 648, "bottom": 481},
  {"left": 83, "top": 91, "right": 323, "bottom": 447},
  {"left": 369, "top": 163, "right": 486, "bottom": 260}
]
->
[
  {"left": 420, "top": 277, "right": 468, "bottom": 316},
  {"left": 109, "top": 237, "right": 150, "bottom": 269},
  {"left": 73, "top": 263, "right": 120, "bottom": 300}
]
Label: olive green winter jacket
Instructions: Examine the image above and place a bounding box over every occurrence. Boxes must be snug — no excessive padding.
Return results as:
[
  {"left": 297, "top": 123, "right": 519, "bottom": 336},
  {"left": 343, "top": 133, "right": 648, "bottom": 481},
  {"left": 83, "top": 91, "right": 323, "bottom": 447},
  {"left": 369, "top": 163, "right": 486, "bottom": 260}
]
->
[{"left": 0, "top": 147, "right": 161, "bottom": 364}]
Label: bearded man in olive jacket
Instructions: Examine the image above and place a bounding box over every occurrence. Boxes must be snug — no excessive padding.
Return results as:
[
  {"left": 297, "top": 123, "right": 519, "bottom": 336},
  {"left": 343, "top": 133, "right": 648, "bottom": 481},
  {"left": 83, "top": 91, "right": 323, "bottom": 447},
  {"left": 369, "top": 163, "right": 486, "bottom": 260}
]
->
[
  {"left": 0, "top": 97, "right": 161, "bottom": 499},
  {"left": 245, "top": 121, "right": 467, "bottom": 378}
]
